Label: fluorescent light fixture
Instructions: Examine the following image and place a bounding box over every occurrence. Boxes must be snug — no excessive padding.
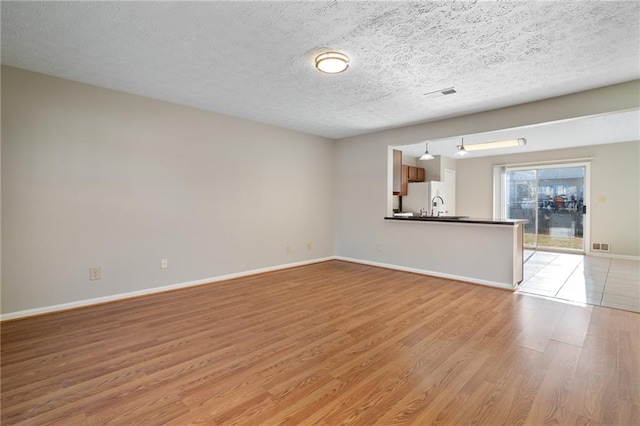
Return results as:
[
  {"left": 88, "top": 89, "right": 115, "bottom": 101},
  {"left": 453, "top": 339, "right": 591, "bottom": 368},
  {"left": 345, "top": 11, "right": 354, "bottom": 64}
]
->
[
  {"left": 419, "top": 142, "right": 435, "bottom": 160},
  {"left": 461, "top": 138, "right": 527, "bottom": 152},
  {"left": 315, "top": 52, "right": 349, "bottom": 74}
]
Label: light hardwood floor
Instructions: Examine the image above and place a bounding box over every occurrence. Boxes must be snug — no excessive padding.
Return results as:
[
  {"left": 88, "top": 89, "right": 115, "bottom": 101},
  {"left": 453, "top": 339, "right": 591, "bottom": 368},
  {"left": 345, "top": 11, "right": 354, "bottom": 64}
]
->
[{"left": 2, "top": 260, "right": 639, "bottom": 425}]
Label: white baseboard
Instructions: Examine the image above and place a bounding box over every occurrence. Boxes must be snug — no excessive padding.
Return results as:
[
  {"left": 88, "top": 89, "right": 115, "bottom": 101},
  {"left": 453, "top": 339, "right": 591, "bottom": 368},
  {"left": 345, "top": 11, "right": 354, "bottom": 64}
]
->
[
  {"left": 334, "top": 256, "right": 515, "bottom": 291},
  {"left": 587, "top": 252, "right": 640, "bottom": 261},
  {"left": 1, "top": 257, "right": 335, "bottom": 322}
]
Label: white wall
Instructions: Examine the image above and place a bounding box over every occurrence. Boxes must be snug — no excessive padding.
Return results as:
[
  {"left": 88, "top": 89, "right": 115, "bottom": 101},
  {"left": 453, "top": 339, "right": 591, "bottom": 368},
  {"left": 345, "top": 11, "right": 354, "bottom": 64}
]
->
[
  {"left": 456, "top": 141, "right": 640, "bottom": 256},
  {"left": 415, "top": 154, "right": 457, "bottom": 182},
  {"left": 1, "top": 66, "right": 336, "bottom": 315},
  {"left": 335, "top": 81, "right": 640, "bottom": 266}
]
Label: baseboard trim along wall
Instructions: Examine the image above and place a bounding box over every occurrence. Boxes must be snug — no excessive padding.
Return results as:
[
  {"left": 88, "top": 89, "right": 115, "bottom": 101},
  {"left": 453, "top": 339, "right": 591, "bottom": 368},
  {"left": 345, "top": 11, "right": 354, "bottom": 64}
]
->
[
  {"left": 334, "top": 256, "right": 515, "bottom": 291},
  {"left": 587, "top": 252, "right": 640, "bottom": 261},
  {"left": 0, "top": 257, "right": 335, "bottom": 322},
  {"left": 7, "top": 252, "right": 631, "bottom": 321}
]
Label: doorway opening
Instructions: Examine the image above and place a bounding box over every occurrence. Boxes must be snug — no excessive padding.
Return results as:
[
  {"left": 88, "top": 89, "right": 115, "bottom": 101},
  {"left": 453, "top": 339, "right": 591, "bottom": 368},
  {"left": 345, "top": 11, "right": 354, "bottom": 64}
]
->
[{"left": 502, "top": 163, "right": 589, "bottom": 253}]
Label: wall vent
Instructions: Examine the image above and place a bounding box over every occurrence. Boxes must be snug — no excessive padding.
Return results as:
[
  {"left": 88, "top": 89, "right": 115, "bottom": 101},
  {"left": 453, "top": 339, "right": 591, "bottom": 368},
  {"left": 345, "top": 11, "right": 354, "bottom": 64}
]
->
[
  {"left": 423, "top": 87, "right": 457, "bottom": 99},
  {"left": 592, "top": 242, "right": 610, "bottom": 252}
]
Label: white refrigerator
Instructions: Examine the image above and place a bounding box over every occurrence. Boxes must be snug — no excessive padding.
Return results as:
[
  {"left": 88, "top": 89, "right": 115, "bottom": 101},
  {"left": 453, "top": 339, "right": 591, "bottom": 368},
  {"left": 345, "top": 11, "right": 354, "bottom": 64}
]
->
[{"left": 403, "top": 180, "right": 454, "bottom": 216}]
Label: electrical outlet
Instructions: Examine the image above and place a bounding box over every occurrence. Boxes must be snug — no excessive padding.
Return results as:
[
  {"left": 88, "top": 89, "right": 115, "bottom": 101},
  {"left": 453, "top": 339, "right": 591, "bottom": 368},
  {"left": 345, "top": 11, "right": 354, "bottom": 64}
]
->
[
  {"left": 307, "top": 242, "right": 312, "bottom": 251},
  {"left": 89, "top": 267, "right": 101, "bottom": 280},
  {"left": 376, "top": 243, "right": 382, "bottom": 252},
  {"left": 285, "top": 245, "right": 291, "bottom": 253},
  {"left": 161, "top": 258, "right": 168, "bottom": 269}
]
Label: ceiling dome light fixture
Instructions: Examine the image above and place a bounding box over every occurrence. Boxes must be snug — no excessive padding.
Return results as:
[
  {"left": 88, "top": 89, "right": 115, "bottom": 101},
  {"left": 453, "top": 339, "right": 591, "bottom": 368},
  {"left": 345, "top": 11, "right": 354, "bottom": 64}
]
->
[
  {"left": 419, "top": 142, "right": 435, "bottom": 160},
  {"left": 455, "top": 138, "right": 468, "bottom": 157},
  {"left": 315, "top": 51, "right": 349, "bottom": 74}
]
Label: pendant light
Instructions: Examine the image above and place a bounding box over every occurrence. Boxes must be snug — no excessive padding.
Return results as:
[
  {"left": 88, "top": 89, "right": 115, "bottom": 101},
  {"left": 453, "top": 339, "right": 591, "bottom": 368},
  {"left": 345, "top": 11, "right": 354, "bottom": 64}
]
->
[
  {"left": 456, "top": 137, "right": 468, "bottom": 157},
  {"left": 419, "top": 142, "right": 435, "bottom": 160}
]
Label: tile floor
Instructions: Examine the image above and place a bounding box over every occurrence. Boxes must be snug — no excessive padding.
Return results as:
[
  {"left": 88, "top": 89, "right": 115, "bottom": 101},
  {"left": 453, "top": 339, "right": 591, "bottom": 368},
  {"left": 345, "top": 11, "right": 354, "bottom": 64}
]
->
[{"left": 520, "top": 250, "right": 640, "bottom": 313}]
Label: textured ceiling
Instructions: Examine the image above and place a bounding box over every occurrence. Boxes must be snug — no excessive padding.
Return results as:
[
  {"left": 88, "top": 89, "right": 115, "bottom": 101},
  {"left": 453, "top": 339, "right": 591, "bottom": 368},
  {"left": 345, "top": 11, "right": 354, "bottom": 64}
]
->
[{"left": 2, "top": 1, "right": 639, "bottom": 139}]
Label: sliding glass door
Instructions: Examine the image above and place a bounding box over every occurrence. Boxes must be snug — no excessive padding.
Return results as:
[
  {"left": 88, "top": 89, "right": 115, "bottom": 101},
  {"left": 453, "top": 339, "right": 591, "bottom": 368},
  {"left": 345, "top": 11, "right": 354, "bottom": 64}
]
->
[{"left": 505, "top": 164, "right": 588, "bottom": 252}]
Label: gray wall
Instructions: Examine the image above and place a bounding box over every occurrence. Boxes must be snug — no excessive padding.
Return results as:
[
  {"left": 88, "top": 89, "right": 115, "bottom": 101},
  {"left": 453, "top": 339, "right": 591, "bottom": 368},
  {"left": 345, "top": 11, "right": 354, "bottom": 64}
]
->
[
  {"left": 335, "top": 81, "right": 640, "bottom": 265},
  {"left": 456, "top": 141, "right": 640, "bottom": 256},
  {"left": 2, "top": 66, "right": 639, "bottom": 316},
  {"left": 1, "top": 66, "right": 336, "bottom": 314}
]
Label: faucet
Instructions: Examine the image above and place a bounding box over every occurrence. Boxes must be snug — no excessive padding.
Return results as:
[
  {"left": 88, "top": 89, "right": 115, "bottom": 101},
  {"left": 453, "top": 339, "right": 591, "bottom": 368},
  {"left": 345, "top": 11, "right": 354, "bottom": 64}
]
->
[{"left": 431, "top": 196, "right": 445, "bottom": 217}]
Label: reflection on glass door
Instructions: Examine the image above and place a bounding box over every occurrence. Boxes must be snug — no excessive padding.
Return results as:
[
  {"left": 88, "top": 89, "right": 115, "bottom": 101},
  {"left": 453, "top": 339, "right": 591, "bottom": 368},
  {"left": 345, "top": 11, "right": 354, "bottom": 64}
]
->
[{"left": 505, "top": 165, "right": 586, "bottom": 252}]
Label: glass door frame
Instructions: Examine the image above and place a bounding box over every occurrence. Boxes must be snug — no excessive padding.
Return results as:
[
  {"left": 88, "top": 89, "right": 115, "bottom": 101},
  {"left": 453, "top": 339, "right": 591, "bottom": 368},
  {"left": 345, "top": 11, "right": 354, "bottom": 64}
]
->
[{"left": 495, "top": 161, "right": 591, "bottom": 254}]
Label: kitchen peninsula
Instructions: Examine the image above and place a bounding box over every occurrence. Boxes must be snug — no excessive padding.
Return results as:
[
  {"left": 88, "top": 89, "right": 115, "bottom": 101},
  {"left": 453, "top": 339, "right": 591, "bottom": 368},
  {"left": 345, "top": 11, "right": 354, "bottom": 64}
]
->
[{"left": 384, "top": 216, "right": 527, "bottom": 290}]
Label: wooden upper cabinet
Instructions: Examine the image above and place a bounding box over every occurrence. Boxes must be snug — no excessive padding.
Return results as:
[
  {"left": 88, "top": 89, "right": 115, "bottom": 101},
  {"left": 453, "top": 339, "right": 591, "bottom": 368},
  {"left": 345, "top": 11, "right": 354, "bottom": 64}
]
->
[
  {"left": 392, "top": 150, "right": 402, "bottom": 194},
  {"left": 392, "top": 149, "right": 424, "bottom": 196},
  {"left": 407, "top": 166, "right": 425, "bottom": 183},
  {"left": 400, "top": 165, "right": 409, "bottom": 196},
  {"left": 408, "top": 166, "right": 418, "bottom": 182}
]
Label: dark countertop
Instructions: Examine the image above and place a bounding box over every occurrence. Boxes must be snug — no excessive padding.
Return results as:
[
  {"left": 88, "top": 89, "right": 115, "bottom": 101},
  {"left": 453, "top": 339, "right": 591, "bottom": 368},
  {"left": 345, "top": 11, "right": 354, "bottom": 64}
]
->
[{"left": 384, "top": 216, "right": 528, "bottom": 226}]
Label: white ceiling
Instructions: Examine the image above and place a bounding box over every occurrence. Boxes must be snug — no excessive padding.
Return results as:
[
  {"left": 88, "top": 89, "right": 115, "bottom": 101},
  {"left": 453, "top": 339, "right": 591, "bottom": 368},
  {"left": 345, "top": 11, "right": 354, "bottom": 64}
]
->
[
  {"left": 1, "top": 1, "right": 639, "bottom": 140},
  {"left": 396, "top": 109, "right": 640, "bottom": 159}
]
